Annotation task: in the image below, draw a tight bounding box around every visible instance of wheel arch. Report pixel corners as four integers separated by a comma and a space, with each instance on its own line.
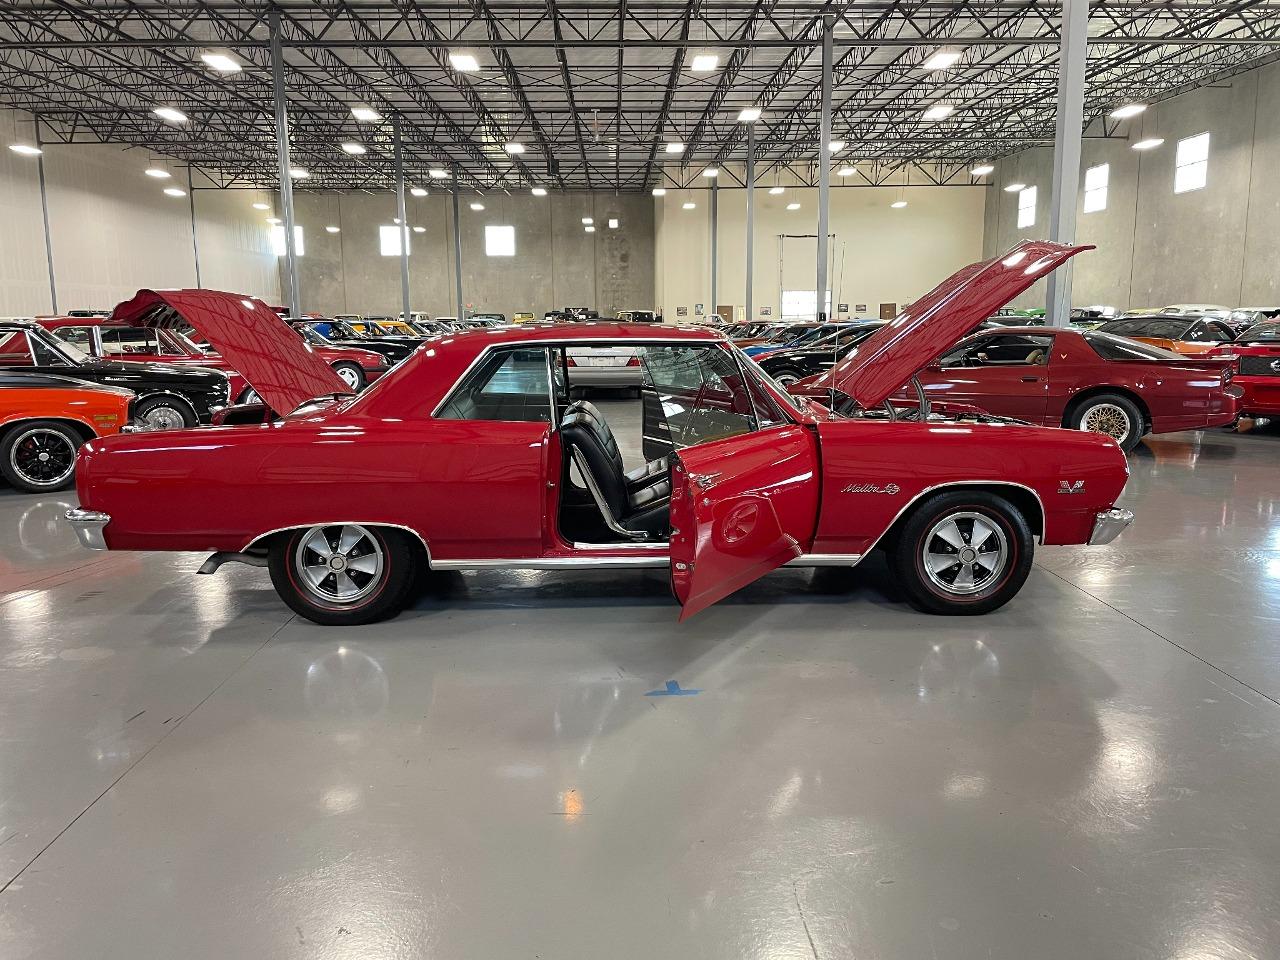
135, 389, 201, 424
242, 521, 431, 560
1063, 385, 1150, 432
878, 481, 1046, 551
0, 415, 98, 444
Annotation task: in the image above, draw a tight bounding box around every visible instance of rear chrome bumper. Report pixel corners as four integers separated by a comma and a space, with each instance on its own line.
65, 509, 111, 550
1089, 507, 1133, 545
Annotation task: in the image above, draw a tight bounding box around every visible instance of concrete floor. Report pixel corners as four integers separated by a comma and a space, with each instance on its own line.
2, 410, 1279, 959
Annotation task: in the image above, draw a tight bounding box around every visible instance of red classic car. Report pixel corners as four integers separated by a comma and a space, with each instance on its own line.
66, 241, 1134, 625
793, 324, 1239, 453
1215, 322, 1280, 418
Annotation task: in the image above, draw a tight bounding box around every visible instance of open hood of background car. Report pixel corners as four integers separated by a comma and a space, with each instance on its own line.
807, 240, 1092, 409
112, 289, 350, 414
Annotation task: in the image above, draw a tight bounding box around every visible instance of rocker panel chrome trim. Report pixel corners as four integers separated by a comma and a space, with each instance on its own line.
429, 553, 864, 571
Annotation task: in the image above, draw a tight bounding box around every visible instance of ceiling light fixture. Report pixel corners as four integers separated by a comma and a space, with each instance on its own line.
582, 217, 594, 225
921, 49, 962, 70
470, 202, 485, 211
682, 201, 696, 210
153, 106, 188, 124
449, 52, 480, 72
703, 167, 719, 178
410, 187, 428, 197
652, 187, 667, 196
8, 143, 42, 156
351, 105, 381, 122
340, 142, 366, 155
200, 51, 241, 73
144, 166, 171, 179
325, 225, 340, 233
608, 218, 619, 229
428, 168, 449, 179
1132, 137, 1165, 150
737, 107, 762, 123
923, 104, 955, 121
786, 202, 801, 210
828, 140, 846, 153
1004, 182, 1026, 192
412, 226, 426, 233
266, 217, 282, 224
664, 142, 685, 154
531, 186, 548, 196
585, 225, 596, 233
690, 54, 720, 72
163, 187, 187, 197
1110, 103, 1147, 119
837, 165, 855, 177
970, 164, 995, 176
252, 201, 270, 210
504, 142, 525, 154
891, 199, 908, 208
289, 167, 309, 179
768, 186, 785, 195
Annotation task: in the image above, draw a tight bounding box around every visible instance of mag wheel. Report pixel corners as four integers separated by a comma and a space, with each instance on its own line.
1070, 393, 1142, 453
268, 524, 417, 625
888, 491, 1033, 615
331, 362, 366, 391
1, 421, 82, 493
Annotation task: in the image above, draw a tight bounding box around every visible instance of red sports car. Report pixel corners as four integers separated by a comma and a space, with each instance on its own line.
66, 241, 1133, 625
1217, 322, 1280, 418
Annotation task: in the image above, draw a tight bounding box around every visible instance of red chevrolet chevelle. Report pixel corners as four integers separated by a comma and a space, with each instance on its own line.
67, 241, 1133, 625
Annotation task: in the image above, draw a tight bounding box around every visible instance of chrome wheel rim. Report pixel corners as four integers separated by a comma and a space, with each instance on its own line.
335, 366, 361, 390
774, 372, 800, 386
922, 511, 1009, 596
294, 524, 385, 604
1081, 402, 1130, 443
242, 388, 261, 404
9, 428, 76, 487
139, 404, 186, 431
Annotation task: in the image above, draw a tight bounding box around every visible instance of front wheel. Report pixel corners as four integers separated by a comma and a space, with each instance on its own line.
767, 366, 804, 387
331, 362, 366, 391
1, 420, 83, 493
886, 491, 1033, 615
1069, 393, 1143, 453
267, 524, 417, 625
134, 394, 197, 432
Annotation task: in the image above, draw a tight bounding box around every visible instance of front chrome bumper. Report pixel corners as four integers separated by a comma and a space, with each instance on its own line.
65, 509, 111, 550
1089, 507, 1134, 545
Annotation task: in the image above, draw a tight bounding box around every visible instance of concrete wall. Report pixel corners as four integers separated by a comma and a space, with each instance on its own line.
985, 60, 1280, 310
287, 190, 655, 319
657, 181, 987, 322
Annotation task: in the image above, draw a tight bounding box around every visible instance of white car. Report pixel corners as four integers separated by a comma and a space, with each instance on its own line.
565, 345, 642, 392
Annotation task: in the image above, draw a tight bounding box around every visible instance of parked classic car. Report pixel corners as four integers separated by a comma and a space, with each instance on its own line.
741, 322, 859, 358
1219, 321, 1280, 419
0, 319, 230, 429
1094, 314, 1236, 355
1, 370, 133, 492
292, 320, 416, 368
68, 241, 1133, 626
754, 322, 888, 385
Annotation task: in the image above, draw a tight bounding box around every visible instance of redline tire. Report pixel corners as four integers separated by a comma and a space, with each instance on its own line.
268, 524, 417, 625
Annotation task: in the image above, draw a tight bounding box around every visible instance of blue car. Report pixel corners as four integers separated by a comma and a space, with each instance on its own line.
741, 322, 862, 358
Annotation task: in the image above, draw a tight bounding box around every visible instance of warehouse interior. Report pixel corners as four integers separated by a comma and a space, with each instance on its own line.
2, 2, 1280, 958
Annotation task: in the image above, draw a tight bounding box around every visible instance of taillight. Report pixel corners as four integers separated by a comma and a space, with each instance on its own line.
626, 356, 641, 367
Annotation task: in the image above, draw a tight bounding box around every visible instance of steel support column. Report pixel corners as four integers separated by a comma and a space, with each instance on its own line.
745, 123, 755, 323
187, 164, 202, 287
393, 117, 411, 323
1046, 0, 1090, 326
451, 168, 464, 317
710, 178, 718, 321
270, 9, 301, 318
815, 14, 834, 323
34, 118, 57, 314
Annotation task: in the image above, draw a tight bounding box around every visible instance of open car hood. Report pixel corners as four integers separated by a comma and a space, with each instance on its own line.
807, 240, 1092, 409
111, 289, 350, 413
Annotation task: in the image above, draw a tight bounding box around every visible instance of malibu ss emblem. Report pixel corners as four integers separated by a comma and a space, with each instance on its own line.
841, 482, 900, 495
1058, 480, 1086, 495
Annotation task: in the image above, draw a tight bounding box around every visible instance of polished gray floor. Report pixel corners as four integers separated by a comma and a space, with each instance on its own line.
2, 412, 1279, 959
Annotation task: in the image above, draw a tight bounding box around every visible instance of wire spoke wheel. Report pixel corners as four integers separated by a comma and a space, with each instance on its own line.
9, 427, 77, 487
1081, 402, 1131, 443
293, 523, 385, 604
922, 511, 1009, 596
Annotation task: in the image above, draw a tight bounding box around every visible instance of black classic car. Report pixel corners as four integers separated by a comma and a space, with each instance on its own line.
752, 320, 888, 386
292, 320, 417, 366
0, 319, 230, 426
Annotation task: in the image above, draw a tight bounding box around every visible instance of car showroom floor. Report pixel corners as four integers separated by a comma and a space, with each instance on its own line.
1, 410, 1279, 959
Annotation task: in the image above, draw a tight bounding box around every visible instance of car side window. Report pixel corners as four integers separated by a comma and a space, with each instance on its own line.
638, 344, 761, 448
53, 326, 95, 354
1201, 322, 1231, 342
942, 334, 1053, 367
100, 328, 160, 355
436, 346, 553, 423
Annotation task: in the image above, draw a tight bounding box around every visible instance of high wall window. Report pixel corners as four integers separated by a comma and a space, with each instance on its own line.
485, 224, 516, 257
270, 224, 304, 257
379, 224, 409, 256
1083, 163, 1109, 213
780, 289, 831, 321
1175, 132, 1210, 194
1017, 185, 1037, 228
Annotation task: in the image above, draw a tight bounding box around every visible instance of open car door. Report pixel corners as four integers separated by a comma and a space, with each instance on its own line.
669, 423, 821, 620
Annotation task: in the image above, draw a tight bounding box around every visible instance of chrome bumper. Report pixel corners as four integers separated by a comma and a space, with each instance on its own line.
1089, 507, 1133, 545
65, 509, 111, 550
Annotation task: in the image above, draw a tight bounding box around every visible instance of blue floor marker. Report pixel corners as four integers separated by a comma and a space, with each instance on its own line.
645, 680, 701, 697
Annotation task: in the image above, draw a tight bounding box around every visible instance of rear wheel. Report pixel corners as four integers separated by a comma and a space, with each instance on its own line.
1069, 393, 1143, 453
1, 420, 83, 493
267, 524, 417, 625
887, 491, 1033, 615
331, 362, 365, 391
767, 365, 805, 387
134, 394, 196, 431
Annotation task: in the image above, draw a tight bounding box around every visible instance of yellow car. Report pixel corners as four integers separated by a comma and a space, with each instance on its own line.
513, 312, 536, 323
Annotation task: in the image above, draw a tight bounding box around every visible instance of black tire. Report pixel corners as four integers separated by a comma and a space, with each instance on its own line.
133, 394, 197, 432
887, 490, 1034, 616
267, 524, 417, 625
1068, 392, 1144, 453
331, 361, 366, 392
237, 387, 261, 405
0, 420, 83, 493
766, 365, 805, 387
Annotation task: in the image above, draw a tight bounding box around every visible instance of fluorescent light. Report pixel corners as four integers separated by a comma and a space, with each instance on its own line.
200, 51, 241, 73
970, 164, 995, 176
412, 226, 426, 233
393, 218, 402, 224
737, 107, 762, 123
582, 217, 594, 225
585, 225, 596, 233
682, 201, 696, 210
703, 167, 719, 178
504, 142, 525, 154
891, 200, 908, 208
325, 225, 340, 233
1132, 137, 1165, 150
1004, 182, 1026, 192
531, 186, 548, 196
266, 217, 282, 224
252, 202, 270, 210
8, 143, 41, 156
470, 202, 485, 211
428, 168, 449, 179
690, 54, 720, 72
1110, 103, 1146, 119
828, 140, 846, 153
837, 165, 855, 177
163, 187, 187, 197
340, 142, 366, 155
410, 187, 428, 197
923, 104, 955, 121
449, 52, 480, 72
153, 106, 188, 124
786, 202, 801, 210
769, 186, 785, 195
665, 142, 685, 154
921, 49, 962, 70
652, 187, 667, 196
144, 166, 171, 178
289, 167, 309, 179
608, 218, 619, 228
351, 105, 381, 122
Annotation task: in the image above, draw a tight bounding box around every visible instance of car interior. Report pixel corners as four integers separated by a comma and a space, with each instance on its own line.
940, 334, 1054, 367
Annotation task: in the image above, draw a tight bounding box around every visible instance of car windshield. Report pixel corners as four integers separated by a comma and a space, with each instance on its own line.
295, 324, 332, 345
806, 323, 883, 351
1098, 318, 1193, 339
1085, 331, 1185, 360
1235, 323, 1280, 344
